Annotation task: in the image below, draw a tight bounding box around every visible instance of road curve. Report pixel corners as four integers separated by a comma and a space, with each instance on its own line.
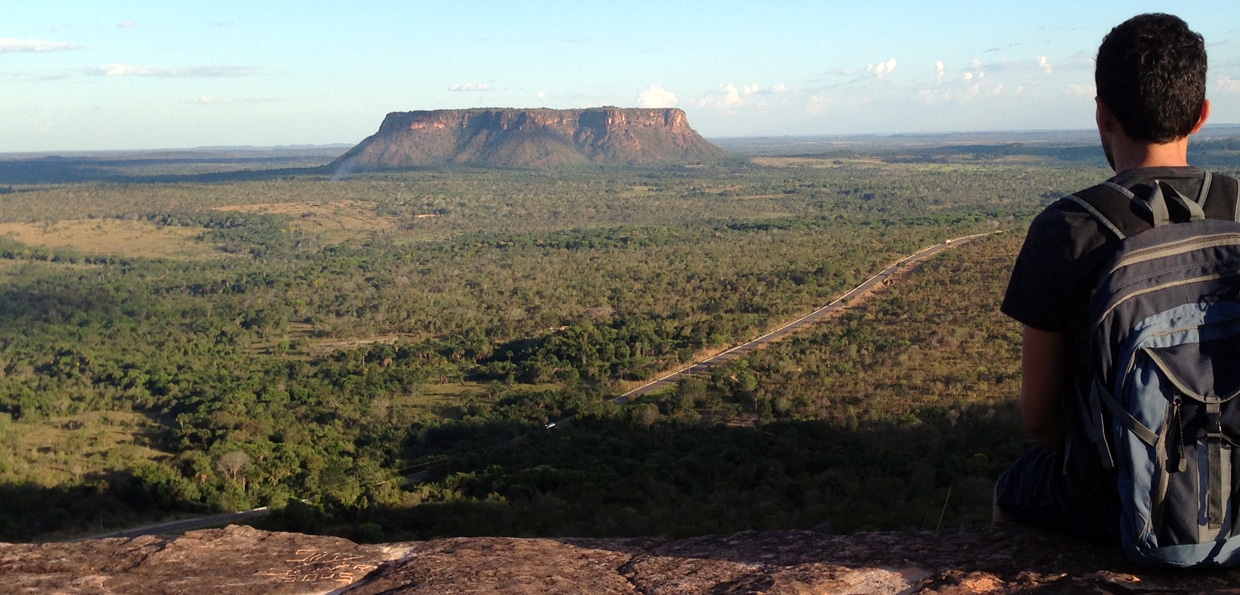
610, 231, 996, 404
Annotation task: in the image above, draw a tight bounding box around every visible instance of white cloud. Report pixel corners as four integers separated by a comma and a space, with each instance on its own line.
969, 59, 985, 79
867, 58, 898, 77
117, 21, 137, 28
0, 38, 82, 52
1216, 76, 1240, 94
636, 84, 678, 108
86, 64, 259, 77
962, 72, 974, 81
94, 64, 155, 76
1038, 56, 1052, 75
936, 60, 945, 84
770, 84, 793, 93
697, 83, 745, 110
742, 83, 759, 95
448, 82, 488, 92
917, 79, 1008, 103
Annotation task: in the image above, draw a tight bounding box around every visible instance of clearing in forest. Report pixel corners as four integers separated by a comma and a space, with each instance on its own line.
0, 219, 227, 260
212, 199, 402, 235
3, 411, 169, 487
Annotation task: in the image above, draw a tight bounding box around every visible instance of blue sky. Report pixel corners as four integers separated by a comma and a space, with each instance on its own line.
4, 1, 1240, 152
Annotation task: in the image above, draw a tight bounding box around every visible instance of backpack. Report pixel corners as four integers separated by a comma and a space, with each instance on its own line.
1067, 172, 1240, 567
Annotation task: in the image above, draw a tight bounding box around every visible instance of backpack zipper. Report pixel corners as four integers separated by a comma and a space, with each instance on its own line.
1172, 395, 1186, 473
1105, 233, 1240, 276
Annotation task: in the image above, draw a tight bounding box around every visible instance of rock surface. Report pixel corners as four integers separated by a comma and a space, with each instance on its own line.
4, 524, 1240, 594
331, 107, 726, 172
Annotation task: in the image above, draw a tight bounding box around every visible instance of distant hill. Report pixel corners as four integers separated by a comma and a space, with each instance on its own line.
330, 107, 726, 172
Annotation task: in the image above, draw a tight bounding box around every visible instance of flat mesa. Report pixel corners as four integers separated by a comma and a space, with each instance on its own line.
330, 107, 727, 171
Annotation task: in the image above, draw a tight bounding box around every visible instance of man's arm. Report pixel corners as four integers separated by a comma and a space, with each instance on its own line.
1018, 326, 1068, 449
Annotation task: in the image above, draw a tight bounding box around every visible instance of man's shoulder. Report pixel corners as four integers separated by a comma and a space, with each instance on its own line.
1025, 192, 1107, 243
1002, 184, 1121, 331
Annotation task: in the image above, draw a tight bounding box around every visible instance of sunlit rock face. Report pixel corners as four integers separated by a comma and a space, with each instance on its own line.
4, 524, 1239, 594
331, 107, 726, 172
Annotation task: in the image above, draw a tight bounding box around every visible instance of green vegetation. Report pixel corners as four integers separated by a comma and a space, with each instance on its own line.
1, 140, 1234, 543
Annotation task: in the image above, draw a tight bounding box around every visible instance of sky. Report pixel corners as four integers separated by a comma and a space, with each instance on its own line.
4, 1, 1240, 152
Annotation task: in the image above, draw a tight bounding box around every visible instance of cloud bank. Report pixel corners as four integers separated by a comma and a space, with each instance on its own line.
85, 64, 259, 77
0, 38, 82, 52
696, 83, 778, 110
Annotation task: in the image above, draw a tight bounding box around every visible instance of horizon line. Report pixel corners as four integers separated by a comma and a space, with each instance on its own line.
5, 124, 1240, 156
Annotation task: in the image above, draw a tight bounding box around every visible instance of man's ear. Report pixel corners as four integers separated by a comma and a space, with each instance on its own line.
1190, 99, 1212, 134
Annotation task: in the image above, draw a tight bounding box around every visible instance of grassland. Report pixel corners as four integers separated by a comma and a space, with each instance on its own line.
0, 219, 227, 260
1, 411, 167, 487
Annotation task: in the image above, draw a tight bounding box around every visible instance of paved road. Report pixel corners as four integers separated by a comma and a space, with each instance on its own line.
80, 507, 271, 540
610, 232, 995, 404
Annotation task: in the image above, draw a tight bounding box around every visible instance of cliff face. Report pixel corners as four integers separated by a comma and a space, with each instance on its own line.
6, 524, 1240, 594
332, 107, 726, 171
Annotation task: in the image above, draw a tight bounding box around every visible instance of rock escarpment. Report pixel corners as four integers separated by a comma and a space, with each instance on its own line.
331, 107, 726, 171
6, 524, 1240, 593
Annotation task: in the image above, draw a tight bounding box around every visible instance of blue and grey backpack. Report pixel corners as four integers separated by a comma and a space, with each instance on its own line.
1068, 172, 1240, 567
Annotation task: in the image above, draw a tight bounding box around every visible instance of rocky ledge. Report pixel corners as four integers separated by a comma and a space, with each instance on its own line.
5, 524, 1240, 594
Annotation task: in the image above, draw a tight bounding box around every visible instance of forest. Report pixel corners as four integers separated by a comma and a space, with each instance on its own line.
0, 138, 1231, 543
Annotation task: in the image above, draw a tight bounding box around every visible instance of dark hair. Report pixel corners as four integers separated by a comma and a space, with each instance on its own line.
1095, 13, 1207, 143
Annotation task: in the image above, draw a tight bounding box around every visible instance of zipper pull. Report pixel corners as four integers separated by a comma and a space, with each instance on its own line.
1172, 396, 1187, 473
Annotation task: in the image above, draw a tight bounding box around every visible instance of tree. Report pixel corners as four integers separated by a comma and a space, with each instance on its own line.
216, 450, 250, 488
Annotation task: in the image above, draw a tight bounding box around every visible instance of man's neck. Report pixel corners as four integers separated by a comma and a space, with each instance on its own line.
1111, 138, 1192, 173
1095, 99, 1209, 173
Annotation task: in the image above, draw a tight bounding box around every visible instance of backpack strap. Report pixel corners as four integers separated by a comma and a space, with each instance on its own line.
1221, 173, 1240, 222
1065, 172, 1238, 238
1063, 187, 1130, 240
1149, 180, 1206, 226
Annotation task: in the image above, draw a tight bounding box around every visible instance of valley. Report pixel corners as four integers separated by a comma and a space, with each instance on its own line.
0, 133, 1213, 542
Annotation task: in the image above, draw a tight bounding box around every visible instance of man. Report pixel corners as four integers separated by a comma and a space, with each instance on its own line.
995, 13, 1231, 543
